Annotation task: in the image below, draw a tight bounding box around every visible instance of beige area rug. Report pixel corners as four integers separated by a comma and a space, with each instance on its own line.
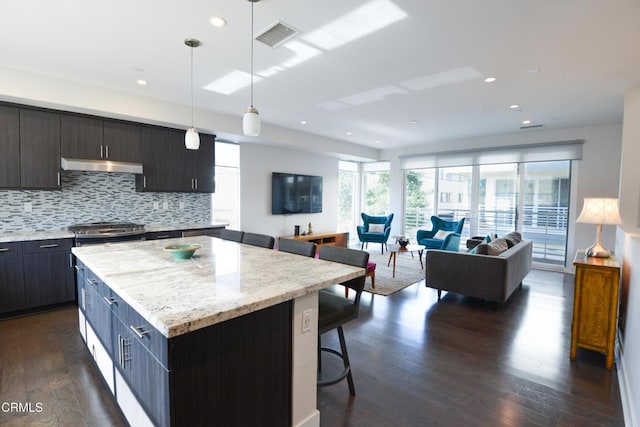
363, 249, 425, 296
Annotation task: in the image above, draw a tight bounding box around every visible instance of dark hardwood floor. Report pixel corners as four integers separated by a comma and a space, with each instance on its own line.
318, 269, 624, 426
0, 269, 624, 426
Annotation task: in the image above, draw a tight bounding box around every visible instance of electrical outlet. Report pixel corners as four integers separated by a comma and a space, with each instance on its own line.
302, 309, 312, 333
179, 202, 185, 210
24, 202, 32, 212
162, 201, 168, 210
153, 201, 159, 210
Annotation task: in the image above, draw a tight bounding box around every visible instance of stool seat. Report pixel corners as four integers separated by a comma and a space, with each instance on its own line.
367, 262, 376, 273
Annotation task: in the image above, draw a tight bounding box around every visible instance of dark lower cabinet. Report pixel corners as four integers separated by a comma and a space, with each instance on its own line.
0, 242, 26, 314
112, 313, 170, 427
22, 239, 74, 308
145, 230, 182, 240
78, 263, 293, 427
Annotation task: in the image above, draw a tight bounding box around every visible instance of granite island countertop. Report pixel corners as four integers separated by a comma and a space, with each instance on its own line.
72, 236, 363, 338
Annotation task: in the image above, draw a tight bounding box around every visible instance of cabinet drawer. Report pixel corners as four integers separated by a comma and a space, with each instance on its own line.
112, 297, 168, 368
0, 241, 22, 257
145, 231, 181, 240
22, 238, 73, 254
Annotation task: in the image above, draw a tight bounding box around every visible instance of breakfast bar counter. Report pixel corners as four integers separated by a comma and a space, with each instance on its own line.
72, 236, 363, 427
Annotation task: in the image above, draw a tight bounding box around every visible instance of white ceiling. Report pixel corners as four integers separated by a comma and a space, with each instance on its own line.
2, 0, 640, 150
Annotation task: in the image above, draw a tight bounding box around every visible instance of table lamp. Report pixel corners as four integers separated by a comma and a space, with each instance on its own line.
576, 197, 622, 257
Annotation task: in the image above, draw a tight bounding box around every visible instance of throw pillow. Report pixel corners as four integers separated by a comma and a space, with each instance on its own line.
475, 239, 509, 256
503, 231, 522, 244
433, 230, 451, 240
369, 224, 385, 233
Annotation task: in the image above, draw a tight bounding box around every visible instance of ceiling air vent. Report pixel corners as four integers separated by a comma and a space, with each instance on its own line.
520, 124, 543, 129
255, 20, 299, 48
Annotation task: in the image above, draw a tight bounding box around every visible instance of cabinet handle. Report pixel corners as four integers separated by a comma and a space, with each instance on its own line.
100, 145, 104, 159
69, 253, 73, 268
103, 296, 117, 306
86, 278, 97, 286
118, 334, 131, 369
81, 288, 86, 311
0, 248, 9, 252
75, 264, 84, 271
39, 243, 59, 248
155, 235, 170, 239
130, 325, 149, 339
194, 178, 198, 190
143, 176, 147, 188
105, 145, 109, 159
57, 172, 61, 186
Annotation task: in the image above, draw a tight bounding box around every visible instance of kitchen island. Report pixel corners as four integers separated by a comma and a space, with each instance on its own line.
72, 236, 363, 427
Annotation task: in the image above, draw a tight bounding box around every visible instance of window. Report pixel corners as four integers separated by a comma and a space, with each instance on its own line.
212, 143, 240, 229
362, 162, 390, 215
338, 161, 359, 237
404, 169, 435, 238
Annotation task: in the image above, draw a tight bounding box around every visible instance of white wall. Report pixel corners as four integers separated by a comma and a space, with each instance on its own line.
382, 123, 623, 271
616, 83, 640, 427
240, 144, 339, 240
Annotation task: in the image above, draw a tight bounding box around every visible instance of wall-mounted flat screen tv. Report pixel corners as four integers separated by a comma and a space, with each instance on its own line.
272, 172, 323, 215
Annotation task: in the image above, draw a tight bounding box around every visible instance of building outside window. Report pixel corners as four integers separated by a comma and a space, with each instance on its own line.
338, 161, 359, 238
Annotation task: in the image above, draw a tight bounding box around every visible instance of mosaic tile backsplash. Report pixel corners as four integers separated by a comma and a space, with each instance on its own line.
0, 171, 211, 232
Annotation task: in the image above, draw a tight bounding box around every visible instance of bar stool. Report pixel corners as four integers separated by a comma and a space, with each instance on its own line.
317, 246, 369, 395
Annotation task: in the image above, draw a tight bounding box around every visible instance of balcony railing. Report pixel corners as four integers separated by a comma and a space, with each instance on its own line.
404, 205, 568, 266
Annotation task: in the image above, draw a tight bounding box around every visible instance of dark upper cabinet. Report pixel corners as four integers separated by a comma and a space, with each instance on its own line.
103, 121, 141, 162
61, 115, 141, 163
0, 105, 21, 188
137, 127, 180, 192
61, 114, 104, 160
20, 108, 61, 189
191, 134, 216, 193
137, 127, 215, 193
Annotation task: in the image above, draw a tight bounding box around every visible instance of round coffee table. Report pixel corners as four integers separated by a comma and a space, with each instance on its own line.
387, 244, 425, 278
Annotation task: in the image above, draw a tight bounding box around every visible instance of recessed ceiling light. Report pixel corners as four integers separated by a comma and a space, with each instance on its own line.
410, 120, 418, 124
484, 77, 497, 83
509, 104, 520, 109
300, 120, 307, 125
375, 140, 382, 144
136, 79, 147, 86
525, 67, 540, 74
210, 16, 226, 27
522, 120, 531, 125
346, 132, 353, 136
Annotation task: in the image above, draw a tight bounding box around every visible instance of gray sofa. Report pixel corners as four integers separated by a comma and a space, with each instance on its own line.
425, 238, 532, 305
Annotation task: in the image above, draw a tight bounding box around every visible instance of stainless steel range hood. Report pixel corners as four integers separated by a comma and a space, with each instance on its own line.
61, 158, 143, 174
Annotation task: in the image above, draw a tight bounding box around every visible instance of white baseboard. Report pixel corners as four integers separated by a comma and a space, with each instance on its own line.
294, 410, 320, 427
617, 336, 637, 427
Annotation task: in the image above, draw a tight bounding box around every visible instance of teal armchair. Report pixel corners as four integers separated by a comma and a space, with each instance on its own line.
416, 216, 465, 251
356, 213, 394, 253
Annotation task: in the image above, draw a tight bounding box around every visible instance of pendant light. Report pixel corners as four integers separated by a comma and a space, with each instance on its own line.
243, 0, 261, 136
185, 38, 201, 150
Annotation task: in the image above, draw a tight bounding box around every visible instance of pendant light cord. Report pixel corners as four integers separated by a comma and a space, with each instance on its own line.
250, 0, 254, 108
190, 45, 194, 128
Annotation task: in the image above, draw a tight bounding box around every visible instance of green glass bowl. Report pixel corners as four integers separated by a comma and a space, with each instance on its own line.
164, 244, 201, 260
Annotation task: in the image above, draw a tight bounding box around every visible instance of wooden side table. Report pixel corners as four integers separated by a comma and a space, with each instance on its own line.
571, 251, 620, 370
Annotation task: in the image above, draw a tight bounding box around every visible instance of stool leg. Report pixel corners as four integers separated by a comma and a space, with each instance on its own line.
371, 270, 375, 289
317, 334, 322, 372
337, 326, 355, 395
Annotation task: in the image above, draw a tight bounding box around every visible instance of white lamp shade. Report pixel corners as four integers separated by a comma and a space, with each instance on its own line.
185, 128, 200, 150
576, 197, 622, 225
243, 106, 260, 136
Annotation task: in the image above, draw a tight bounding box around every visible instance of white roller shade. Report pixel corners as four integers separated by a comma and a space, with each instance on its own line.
400, 140, 583, 169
